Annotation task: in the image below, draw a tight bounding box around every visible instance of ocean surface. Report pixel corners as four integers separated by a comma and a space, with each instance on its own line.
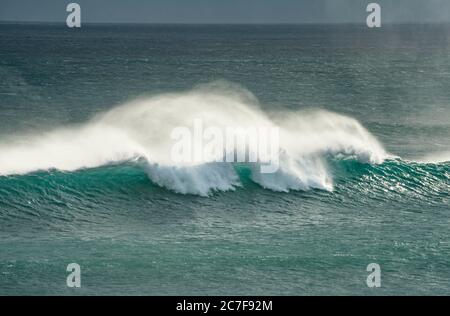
0, 23, 449, 295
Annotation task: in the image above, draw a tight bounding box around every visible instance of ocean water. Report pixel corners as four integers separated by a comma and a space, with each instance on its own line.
0, 23, 449, 295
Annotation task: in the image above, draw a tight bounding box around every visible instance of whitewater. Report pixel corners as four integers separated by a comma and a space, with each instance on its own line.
0, 84, 388, 196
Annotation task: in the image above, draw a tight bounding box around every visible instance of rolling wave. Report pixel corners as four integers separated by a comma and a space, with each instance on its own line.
1, 83, 447, 197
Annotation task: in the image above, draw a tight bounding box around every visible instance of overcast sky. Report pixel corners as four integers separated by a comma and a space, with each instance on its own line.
1, 0, 450, 24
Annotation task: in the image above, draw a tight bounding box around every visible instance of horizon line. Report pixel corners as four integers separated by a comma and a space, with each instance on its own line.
1, 20, 450, 26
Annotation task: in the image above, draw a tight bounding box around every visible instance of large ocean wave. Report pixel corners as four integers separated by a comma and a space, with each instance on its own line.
0, 83, 447, 197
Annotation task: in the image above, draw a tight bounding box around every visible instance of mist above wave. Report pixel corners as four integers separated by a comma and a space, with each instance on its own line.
0, 82, 388, 195
418, 151, 450, 163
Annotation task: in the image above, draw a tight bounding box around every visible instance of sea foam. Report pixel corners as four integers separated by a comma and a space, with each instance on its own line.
0, 83, 387, 195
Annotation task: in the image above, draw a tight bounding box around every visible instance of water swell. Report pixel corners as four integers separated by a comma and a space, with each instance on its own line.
0, 83, 418, 196
0, 158, 447, 202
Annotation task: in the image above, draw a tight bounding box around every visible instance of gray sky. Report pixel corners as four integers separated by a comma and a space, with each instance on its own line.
1, 0, 450, 24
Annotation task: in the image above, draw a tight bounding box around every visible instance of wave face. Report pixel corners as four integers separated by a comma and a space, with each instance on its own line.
0, 83, 389, 196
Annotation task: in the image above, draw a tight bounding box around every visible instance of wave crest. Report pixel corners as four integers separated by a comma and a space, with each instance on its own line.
0, 83, 388, 195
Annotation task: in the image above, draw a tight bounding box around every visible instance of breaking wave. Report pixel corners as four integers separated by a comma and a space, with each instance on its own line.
0, 83, 390, 196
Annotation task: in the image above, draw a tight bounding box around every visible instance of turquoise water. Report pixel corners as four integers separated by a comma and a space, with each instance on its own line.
0, 23, 449, 295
